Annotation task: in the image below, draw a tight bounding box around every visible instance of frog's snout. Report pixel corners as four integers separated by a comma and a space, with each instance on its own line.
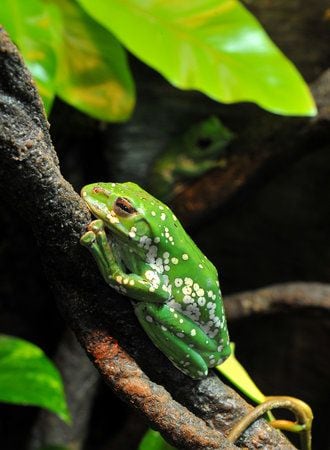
81, 183, 112, 198
81, 183, 115, 220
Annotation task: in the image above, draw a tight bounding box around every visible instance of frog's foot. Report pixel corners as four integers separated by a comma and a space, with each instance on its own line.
80, 219, 117, 279
227, 396, 313, 450
81, 222, 171, 303
80, 219, 106, 249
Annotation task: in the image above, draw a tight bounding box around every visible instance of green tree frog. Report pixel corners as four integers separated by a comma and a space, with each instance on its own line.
80, 182, 231, 379
149, 116, 233, 201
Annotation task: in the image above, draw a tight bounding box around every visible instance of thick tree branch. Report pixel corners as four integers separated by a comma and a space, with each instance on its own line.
0, 28, 294, 449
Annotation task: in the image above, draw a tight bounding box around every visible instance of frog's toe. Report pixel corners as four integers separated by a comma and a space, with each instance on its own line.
88, 219, 105, 233
80, 230, 96, 247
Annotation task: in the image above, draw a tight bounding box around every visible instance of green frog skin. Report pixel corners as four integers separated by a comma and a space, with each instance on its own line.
149, 116, 233, 201
80, 182, 230, 379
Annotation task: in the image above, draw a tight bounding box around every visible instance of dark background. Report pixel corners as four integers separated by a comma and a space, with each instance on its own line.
0, 0, 329, 449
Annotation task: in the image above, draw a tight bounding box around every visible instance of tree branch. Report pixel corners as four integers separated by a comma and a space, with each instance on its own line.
224, 282, 330, 320
0, 28, 294, 449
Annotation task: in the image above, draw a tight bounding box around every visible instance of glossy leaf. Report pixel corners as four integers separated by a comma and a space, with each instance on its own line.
216, 343, 265, 404
50, 0, 135, 121
77, 0, 316, 116
0, 335, 70, 423
139, 429, 176, 450
0, 0, 58, 112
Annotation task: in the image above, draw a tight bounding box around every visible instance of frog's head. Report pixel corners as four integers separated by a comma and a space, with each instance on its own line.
81, 182, 162, 246
184, 116, 233, 160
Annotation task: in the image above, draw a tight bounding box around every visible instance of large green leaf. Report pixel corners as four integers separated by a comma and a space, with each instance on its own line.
216, 342, 265, 404
0, 0, 58, 112
0, 335, 70, 423
77, 0, 316, 116
50, 0, 135, 121
139, 429, 176, 450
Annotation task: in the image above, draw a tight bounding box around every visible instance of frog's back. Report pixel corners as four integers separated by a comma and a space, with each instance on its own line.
120, 182, 229, 347
147, 209, 226, 344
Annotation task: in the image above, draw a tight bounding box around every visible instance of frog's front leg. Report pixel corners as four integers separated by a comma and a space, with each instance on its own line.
80, 220, 169, 303
134, 303, 224, 379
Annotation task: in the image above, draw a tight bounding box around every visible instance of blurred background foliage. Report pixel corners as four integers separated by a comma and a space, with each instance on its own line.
0, 335, 70, 423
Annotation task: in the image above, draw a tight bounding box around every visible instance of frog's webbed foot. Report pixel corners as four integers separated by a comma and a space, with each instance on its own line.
80, 219, 117, 281
80, 221, 170, 303
228, 396, 313, 450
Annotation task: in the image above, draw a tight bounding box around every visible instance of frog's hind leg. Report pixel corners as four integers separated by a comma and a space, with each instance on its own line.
134, 303, 209, 379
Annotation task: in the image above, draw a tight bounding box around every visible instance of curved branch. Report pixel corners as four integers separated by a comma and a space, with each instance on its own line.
0, 28, 294, 449
224, 282, 330, 320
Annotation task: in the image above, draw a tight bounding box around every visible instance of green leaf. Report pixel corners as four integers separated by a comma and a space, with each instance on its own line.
0, 335, 70, 423
0, 0, 59, 112
77, 0, 316, 116
50, 0, 135, 122
216, 343, 265, 404
139, 429, 177, 450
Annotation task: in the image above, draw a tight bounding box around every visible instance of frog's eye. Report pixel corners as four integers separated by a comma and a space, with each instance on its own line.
114, 197, 137, 216
197, 137, 213, 149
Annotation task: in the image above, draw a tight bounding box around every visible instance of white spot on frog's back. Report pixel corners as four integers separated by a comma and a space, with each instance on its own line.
160, 213, 166, 221
182, 286, 192, 295
197, 297, 206, 306
182, 253, 189, 260
184, 277, 193, 286
193, 283, 199, 291
174, 278, 183, 287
